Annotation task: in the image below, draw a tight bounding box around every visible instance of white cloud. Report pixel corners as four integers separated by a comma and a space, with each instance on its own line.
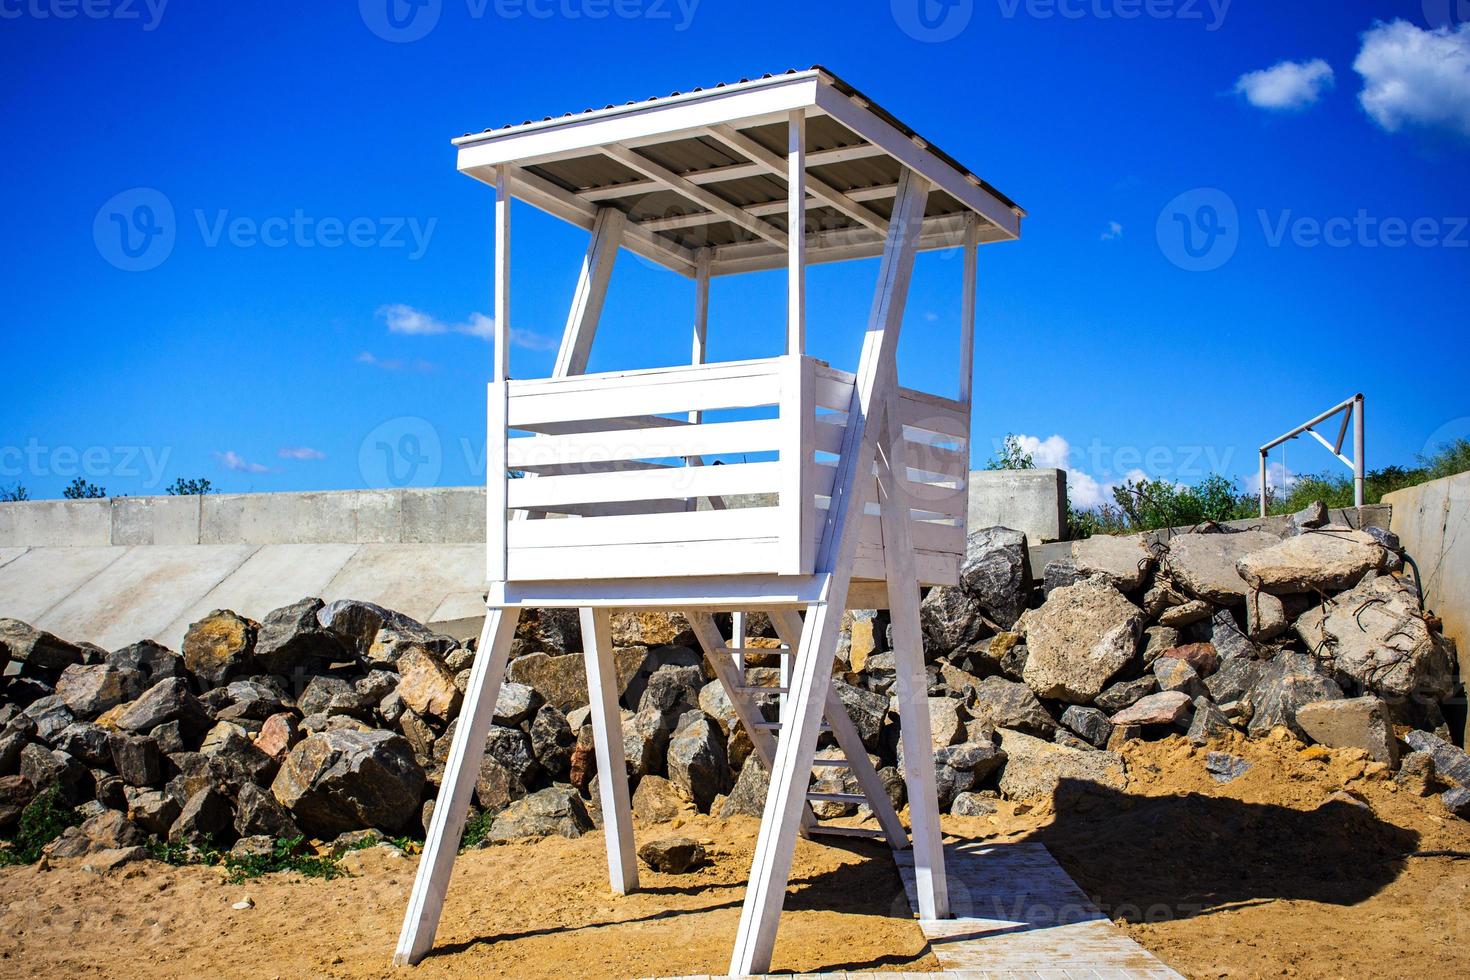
355, 351, 436, 373
377, 304, 557, 351
1100, 221, 1123, 242
1234, 58, 1336, 111
1010, 434, 1118, 509
215, 451, 270, 474
1243, 460, 1297, 495
278, 446, 325, 460
1355, 20, 1470, 138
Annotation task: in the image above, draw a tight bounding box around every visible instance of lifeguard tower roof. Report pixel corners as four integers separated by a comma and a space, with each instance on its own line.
452, 67, 1024, 277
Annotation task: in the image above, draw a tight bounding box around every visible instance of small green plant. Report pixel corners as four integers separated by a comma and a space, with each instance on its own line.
0, 483, 29, 502
0, 786, 81, 865
222, 835, 345, 883
460, 811, 493, 851
144, 833, 222, 867
985, 434, 1035, 471
63, 477, 107, 499
165, 477, 214, 496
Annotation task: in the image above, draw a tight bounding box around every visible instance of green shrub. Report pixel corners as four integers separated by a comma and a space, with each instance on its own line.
62, 477, 106, 499
165, 477, 214, 496
0, 786, 81, 865
221, 835, 345, 883
984, 434, 1034, 471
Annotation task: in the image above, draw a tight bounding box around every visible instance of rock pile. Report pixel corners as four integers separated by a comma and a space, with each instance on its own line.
0, 504, 1464, 866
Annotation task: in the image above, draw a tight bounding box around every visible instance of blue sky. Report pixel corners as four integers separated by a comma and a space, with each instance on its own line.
2, 0, 1467, 506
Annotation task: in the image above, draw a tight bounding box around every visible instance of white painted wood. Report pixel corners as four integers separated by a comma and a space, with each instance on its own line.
603, 144, 788, 249
877, 393, 949, 922
508, 372, 781, 428
508, 537, 786, 582
507, 459, 780, 510
786, 111, 807, 358
394, 607, 519, 966
959, 214, 979, 404
509, 354, 779, 392
508, 506, 783, 549
579, 607, 638, 894
507, 417, 781, 469
780, 355, 814, 575
487, 384, 509, 582
495, 574, 828, 609
554, 207, 626, 378
576, 143, 888, 203
493, 167, 512, 384
728, 168, 932, 978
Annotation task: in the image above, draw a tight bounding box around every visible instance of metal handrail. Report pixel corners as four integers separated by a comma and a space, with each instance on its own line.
1259, 394, 1365, 516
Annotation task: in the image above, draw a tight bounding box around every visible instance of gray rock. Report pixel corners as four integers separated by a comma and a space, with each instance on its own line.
1023, 581, 1142, 703
106, 640, 186, 684
1060, 706, 1112, 748
107, 732, 161, 788
507, 647, 648, 713
958, 526, 1030, 628
1153, 657, 1205, 698
996, 729, 1126, 800
1042, 559, 1087, 597
1157, 600, 1213, 628
638, 836, 705, 873
0, 618, 84, 671
719, 755, 770, 818
1094, 675, 1158, 713
831, 680, 888, 751
169, 787, 236, 844
667, 717, 731, 810
1442, 787, 1470, 820
493, 682, 542, 726
200, 724, 279, 797
1141, 625, 1181, 665
234, 781, 300, 838
1070, 535, 1153, 591
54, 664, 145, 718
638, 664, 705, 721
81, 808, 146, 850
474, 754, 527, 814
933, 739, 1007, 810
487, 786, 593, 841
1245, 653, 1345, 738
965, 675, 1056, 737
1403, 730, 1470, 789
1245, 589, 1288, 641
19, 744, 92, 804
24, 696, 76, 745
1236, 529, 1385, 594
123, 787, 180, 836
529, 704, 575, 778
298, 676, 374, 720
253, 598, 350, 675
115, 678, 212, 737
1207, 609, 1260, 661
1187, 697, 1234, 745
1164, 530, 1282, 605
622, 708, 669, 781
919, 586, 987, 656
55, 722, 112, 767
951, 792, 998, 817
353, 670, 398, 705
1205, 752, 1250, 783
514, 608, 584, 655
1294, 575, 1456, 703
1, 774, 38, 829
1110, 691, 1193, 727
270, 729, 425, 836
316, 599, 425, 657
928, 696, 967, 749
1205, 657, 1263, 705
1295, 696, 1397, 764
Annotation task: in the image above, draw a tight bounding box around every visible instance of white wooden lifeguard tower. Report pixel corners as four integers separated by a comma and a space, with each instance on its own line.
394, 67, 1024, 976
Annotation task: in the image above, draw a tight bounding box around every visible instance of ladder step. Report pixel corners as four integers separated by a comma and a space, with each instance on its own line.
809, 757, 851, 768
807, 791, 865, 804
754, 721, 831, 732
734, 685, 789, 694
713, 646, 793, 656
808, 824, 885, 840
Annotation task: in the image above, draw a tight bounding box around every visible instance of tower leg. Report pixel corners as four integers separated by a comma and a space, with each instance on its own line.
580, 607, 638, 894
394, 607, 520, 966
728, 583, 845, 977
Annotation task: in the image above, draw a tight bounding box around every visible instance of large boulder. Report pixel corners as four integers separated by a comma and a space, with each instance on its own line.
396, 649, 463, 721
638, 665, 705, 722
610, 612, 697, 649
1404, 730, 1470, 789
297, 676, 374, 720
1070, 536, 1153, 591
513, 608, 582, 655
111, 678, 211, 737
996, 729, 1126, 800
1296, 696, 1397, 764
253, 598, 350, 675
1022, 581, 1142, 703
638, 837, 705, 874
270, 729, 425, 836
919, 587, 987, 657
106, 640, 186, 684
316, 599, 424, 657
958, 526, 1031, 628
169, 787, 235, 844
964, 675, 1056, 736
19, 744, 92, 804
54, 664, 145, 719
1245, 653, 1345, 738
631, 774, 691, 823
932, 739, 1007, 810
719, 755, 770, 819
1236, 529, 1385, 594
0, 619, 84, 672
234, 781, 300, 838
1294, 575, 1456, 703
831, 680, 888, 751
1164, 530, 1282, 604
110, 733, 162, 788
487, 785, 593, 841
181, 610, 257, 688
507, 648, 648, 713
666, 717, 731, 809
529, 705, 575, 777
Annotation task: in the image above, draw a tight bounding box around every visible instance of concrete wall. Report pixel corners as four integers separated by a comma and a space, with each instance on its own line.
1385, 473, 1470, 738
967, 468, 1067, 545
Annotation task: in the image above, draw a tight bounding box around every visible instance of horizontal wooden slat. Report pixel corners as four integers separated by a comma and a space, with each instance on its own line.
509, 506, 783, 550
896, 390, 968, 440
508, 537, 785, 580
508, 460, 781, 510
513, 414, 689, 436
509, 355, 781, 393
813, 514, 964, 557
508, 418, 782, 469
509, 372, 781, 427
813, 418, 846, 455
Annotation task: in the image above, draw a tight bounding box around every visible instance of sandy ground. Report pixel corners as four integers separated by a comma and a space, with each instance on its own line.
3, 732, 1468, 978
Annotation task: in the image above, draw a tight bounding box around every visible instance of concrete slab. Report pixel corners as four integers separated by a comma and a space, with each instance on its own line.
0, 547, 28, 570
969, 469, 1067, 545
896, 841, 1182, 977
401, 486, 485, 543
0, 499, 112, 547
322, 543, 485, 625
199, 490, 402, 545
34, 544, 257, 651
157, 543, 363, 649
0, 546, 128, 623
111, 494, 201, 545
